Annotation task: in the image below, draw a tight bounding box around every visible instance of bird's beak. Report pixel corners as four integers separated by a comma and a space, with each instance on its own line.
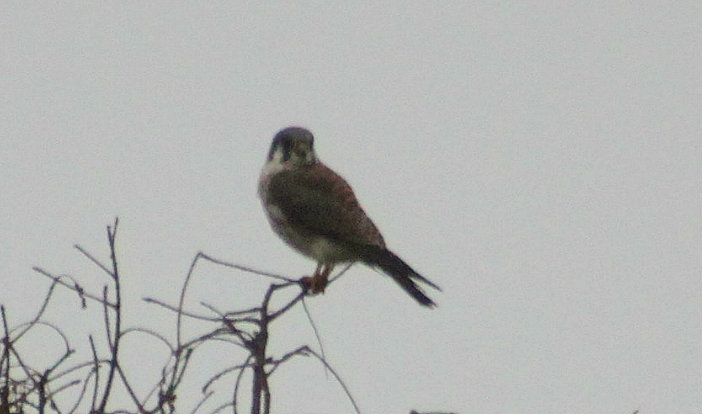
293, 140, 310, 156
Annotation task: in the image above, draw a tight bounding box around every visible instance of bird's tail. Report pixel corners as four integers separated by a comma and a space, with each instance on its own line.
358, 245, 441, 308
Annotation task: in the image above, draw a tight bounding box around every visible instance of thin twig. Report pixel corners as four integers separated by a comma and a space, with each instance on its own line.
88, 335, 100, 413
17, 217, 363, 413
144, 297, 222, 323
1, 306, 11, 410
115, 363, 146, 412
67, 368, 96, 414
189, 390, 214, 414
98, 218, 124, 413
301, 298, 328, 378
31, 268, 116, 308
197, 253, 296, 283
74, 244, 114, 278
11, 278, 59, 343
231, 355, 252, 414
202, 360, 253, 395
303, 347, 361, 414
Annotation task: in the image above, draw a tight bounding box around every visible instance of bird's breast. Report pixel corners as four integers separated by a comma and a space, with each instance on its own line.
262, 202, 354, 263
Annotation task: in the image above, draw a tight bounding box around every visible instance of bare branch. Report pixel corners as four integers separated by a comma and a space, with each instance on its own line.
302, 347, 361, 414
31, 267, 116, 309
8, 219, 369, 414
74, 244, 114, 279
189, 390, 214, 414
11, 277, 59, 343
88, 335, 100, 413
197, 253, 297, 283
1, 305, 11, 411
144, 297, 222, 323
97, 218, 125, 413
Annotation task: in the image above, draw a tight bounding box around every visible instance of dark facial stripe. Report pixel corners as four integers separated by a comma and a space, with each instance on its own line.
268, 135, 292, 161
281, 138, 292, 161
268, 127, 314, 162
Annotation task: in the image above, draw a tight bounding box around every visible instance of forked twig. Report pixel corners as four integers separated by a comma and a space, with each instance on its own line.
6, 218, 363, 413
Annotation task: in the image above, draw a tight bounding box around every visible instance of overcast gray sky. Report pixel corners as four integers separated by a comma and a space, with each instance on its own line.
1, 2, 700, 413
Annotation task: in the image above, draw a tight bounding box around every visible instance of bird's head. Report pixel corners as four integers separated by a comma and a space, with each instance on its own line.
266, 126, 318, 168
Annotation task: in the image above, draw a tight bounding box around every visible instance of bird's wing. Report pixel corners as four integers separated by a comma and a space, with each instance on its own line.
267, 163, 385, 248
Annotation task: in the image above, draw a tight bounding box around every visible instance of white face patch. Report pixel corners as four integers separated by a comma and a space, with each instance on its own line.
260, 146, 287, 177
260, 141, 319, 181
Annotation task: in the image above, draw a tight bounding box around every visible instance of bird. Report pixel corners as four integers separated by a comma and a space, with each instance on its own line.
258, 126, 440, 307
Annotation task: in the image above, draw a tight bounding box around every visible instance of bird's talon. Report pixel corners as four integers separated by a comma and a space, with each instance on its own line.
299, 275, 327, 295
300, 276, 313, 293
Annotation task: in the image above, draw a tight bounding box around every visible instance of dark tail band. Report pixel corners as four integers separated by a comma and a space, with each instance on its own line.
358, 245, 440, 308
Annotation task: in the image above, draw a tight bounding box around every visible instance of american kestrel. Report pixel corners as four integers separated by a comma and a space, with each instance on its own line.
258, 127, 440, 307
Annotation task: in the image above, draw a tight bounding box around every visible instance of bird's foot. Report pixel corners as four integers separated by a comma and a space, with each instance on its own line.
300, 274, 328, 295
